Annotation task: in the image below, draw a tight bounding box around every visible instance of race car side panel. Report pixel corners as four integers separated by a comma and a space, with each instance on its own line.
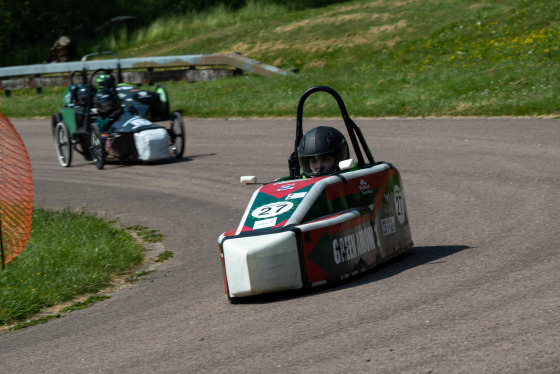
105, 132, 138, 160
219, 163, 413, 299
60, 107, 79, 136
297, 208, 378, 285
297, 166, 412, 285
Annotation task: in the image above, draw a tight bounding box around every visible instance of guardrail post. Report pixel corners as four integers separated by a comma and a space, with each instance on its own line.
147, 67, 154, 85
35, 74, 42, 95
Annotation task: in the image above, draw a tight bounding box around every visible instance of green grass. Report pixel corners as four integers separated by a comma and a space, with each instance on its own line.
0, 208, 144, 327
1, 0, 559, 118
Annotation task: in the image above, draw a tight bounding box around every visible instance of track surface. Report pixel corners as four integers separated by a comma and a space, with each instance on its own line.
1, 117, 559, 373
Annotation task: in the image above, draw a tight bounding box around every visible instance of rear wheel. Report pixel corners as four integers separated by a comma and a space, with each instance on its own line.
168, 112, 185, 159
89, 124, 105, 169
155, 84, 170, 120
54, 121, 72, 167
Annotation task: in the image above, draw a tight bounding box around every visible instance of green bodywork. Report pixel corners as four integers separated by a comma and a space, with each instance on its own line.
60, 107, 78, 137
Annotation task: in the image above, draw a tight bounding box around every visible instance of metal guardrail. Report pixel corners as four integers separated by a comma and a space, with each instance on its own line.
0, 53, 291, 95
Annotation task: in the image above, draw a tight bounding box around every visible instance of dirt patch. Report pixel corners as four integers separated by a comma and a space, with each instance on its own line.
274, 13, 391, 34
227, 18, 408, 58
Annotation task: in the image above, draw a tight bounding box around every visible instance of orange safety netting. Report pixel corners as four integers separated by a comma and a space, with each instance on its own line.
0, 110, 34, 267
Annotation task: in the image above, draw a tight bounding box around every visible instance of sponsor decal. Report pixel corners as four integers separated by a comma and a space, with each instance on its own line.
104, 136, 111, 152
383, 193, 390, 203
359, 179, 373, 195
332, 226, 376, 264
381, 216, 396, 236
124, 117, 152, 129
394, 185, 405, 224
277, 184, 295, 191
359, 179, 371, 190
251, 201, 294, 219
253, 217, 277, 229
116, 85, 135, 91
286, 192, 307, 200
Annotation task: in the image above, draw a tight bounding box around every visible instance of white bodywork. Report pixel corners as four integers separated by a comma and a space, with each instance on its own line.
221, 231, 302, 297
134, 128, 170, 161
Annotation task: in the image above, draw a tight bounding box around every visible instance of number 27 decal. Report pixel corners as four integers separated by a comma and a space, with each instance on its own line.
251, 202, 294, 219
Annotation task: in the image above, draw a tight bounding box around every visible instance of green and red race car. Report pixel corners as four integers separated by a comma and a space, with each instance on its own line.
218, 86, 413, 301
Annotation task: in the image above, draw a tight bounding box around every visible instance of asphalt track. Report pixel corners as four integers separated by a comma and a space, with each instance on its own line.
1, 117, 559, 373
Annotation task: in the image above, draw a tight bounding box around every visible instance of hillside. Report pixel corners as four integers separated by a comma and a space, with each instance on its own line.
1, 0, 559, 118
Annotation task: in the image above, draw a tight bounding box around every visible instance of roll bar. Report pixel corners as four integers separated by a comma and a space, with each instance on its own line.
289, 86, 374, 178
79, 50, 123, 85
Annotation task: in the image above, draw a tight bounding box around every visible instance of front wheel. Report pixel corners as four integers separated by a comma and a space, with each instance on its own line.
89, 124, 105, 169
168, 112, 185, 159
54, 121, 72, 167
52, 113, 61, 137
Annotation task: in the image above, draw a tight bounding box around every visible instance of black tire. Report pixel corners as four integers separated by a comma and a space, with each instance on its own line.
89, 124, 105, 169
52, 113, 61, 137
168, 112, 185, 159
155, 84, 170, 120
77, 138, 93, 161
54, 121, 72, 167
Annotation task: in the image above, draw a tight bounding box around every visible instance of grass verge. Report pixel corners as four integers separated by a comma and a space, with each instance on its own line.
0, 208, 157, 329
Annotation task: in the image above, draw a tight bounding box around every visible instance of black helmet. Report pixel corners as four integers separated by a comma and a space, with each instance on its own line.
96, 73, 115, 89
297, 126, 349, 177
94, 88, 119, 116
76, 84, 96, 105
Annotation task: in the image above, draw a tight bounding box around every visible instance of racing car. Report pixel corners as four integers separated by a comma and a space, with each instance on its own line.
51, 66, 185, 169
218, 86, 413, 301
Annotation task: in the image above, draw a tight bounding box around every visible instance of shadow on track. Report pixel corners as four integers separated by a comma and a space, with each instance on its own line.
73, 153, 217, 169
229, 245, 470, 305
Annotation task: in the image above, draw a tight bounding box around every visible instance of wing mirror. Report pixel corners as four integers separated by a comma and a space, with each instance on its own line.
339, 158, 355, 171
240, 176, 257, 184
241, 159, 353, 185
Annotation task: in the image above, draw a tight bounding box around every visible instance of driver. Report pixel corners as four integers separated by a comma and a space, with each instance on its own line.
93, 88, 122, 131
297, 126, 349, 177
96, 73, 116, 89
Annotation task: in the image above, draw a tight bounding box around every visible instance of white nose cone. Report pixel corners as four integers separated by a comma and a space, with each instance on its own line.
223, 231, 302, 297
